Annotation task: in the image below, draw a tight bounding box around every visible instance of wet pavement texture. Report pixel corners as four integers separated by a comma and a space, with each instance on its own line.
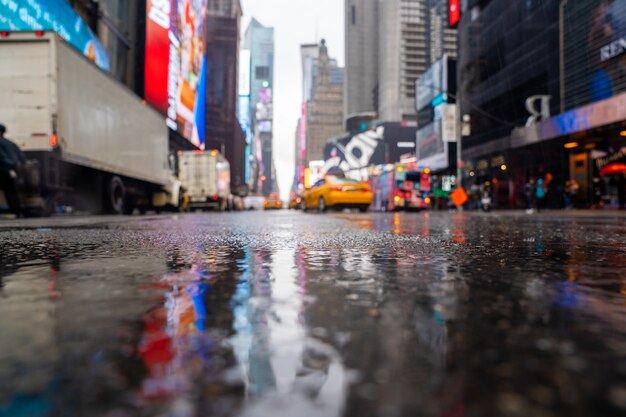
1, 211, 626, 417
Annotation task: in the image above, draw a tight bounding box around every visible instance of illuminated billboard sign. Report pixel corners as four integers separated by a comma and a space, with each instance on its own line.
239, 49, 251, 96
145, 0, 207, 147
563, 0, 626, 110
0, 0, 110, 71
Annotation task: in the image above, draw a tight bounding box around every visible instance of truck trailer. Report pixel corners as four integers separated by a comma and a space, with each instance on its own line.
177, 150, 231, 211
0, 31, 180, 215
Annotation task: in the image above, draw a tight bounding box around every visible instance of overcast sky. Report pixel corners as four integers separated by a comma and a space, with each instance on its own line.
239, 0, 344, 199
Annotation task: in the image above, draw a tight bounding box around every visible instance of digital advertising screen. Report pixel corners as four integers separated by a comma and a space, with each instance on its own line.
0, 0, 110, 71
145, 0, 207, 147
563, 0, 626, 110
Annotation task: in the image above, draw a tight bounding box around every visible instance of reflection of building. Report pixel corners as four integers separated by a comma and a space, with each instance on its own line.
305, 40, 345, 164
204, 0, 246, 194
458, 0, 626, 208
243, 18, 275, 196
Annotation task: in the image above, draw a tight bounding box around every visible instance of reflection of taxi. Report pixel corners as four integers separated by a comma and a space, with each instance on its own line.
264, 193, 283, 210
303, 176, 372, 212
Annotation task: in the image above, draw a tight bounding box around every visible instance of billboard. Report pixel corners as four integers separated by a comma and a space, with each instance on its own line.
239, 49, 251, 96
0, 0, 109, 71
324, 124, 417, 175
563, 0, 626, 110
145, 0, 207, 146
415, 57, 448, 112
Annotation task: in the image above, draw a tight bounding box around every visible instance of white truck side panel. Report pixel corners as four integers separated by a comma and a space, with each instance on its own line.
179, 152, 218, 201
55, 37, 169, 186
0, 40, 52, 150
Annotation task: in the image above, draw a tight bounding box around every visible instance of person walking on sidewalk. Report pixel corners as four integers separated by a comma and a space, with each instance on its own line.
524, 178, 535, 213
0, 124, 26, 216
618, 173, 626, 210
535, 178, 546, 212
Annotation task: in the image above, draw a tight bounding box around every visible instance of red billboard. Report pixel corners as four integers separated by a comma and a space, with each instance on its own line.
145, 0, 207, 147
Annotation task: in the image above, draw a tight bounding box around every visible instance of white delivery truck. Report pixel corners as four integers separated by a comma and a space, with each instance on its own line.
0, 31, 181, 215
177, 150, 231, 211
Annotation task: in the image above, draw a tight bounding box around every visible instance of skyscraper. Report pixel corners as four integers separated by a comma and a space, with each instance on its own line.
378, 0, 428, 122
205, 0, 245, 193
344, 0, 457, 123
305, 40, 345, 164
243, 18, 275, 195
344, 0, 379, 119
426, 0, 457, 63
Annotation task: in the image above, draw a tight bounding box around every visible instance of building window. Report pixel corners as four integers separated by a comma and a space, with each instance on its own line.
351, 5, 356, 25
255, 66, 270, 80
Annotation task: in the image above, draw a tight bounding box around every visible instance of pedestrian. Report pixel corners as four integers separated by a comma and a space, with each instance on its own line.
618, 173, 626, 210
524, 178, 535, 213
564, 179, 579, 209
535, 178, 546, 212
592, 177, 604, 208
0, 124, 26, 216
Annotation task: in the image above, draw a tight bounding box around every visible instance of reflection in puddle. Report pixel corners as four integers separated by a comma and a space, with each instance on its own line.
2, 213, 626, 417
232, 247, 348, 417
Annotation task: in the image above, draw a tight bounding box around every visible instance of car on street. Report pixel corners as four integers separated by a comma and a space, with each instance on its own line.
264, 193, 283, 210
243, 196, 265, 210
288, 194, 303, 209
302, 176, 372, 212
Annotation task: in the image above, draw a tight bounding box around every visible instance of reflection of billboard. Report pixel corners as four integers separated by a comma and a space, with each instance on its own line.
564, 0, 626, 110
145, 0, 207, 146
0, 0, 109, 71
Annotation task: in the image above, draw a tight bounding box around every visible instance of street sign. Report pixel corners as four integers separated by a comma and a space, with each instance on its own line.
450, 187, 468, 207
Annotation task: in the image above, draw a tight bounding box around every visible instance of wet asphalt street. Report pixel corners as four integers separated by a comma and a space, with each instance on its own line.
1, 210, 626, 417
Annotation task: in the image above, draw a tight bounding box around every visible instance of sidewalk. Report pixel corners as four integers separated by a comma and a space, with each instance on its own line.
461, 208, 626, 219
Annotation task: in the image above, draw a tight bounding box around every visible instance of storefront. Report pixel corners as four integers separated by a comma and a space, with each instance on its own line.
459, 0, 626, 210
510, 92, 626, 208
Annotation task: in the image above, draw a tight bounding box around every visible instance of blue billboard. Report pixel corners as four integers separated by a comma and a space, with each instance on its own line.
0, 0, 110, 71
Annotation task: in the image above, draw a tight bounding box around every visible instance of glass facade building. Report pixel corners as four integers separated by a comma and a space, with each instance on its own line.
459, 0, 626, 209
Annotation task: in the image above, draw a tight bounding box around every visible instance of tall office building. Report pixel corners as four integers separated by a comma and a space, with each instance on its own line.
204, 0, 245, 193
378, 0, 428, 122
305, 40, 345, 164
344, 0, 457, 123
344, 0, 379, 119
426, 0, 457, 63
243, 18, 275, 195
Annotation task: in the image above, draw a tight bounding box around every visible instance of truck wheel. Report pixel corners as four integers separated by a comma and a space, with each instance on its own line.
123, 197, 135, 215
106, 176, 125, 215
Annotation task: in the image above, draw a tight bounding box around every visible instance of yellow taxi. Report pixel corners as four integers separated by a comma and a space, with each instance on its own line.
303, 175, 372, 212
288, 194, 303, 209
263, 193, 283, 210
